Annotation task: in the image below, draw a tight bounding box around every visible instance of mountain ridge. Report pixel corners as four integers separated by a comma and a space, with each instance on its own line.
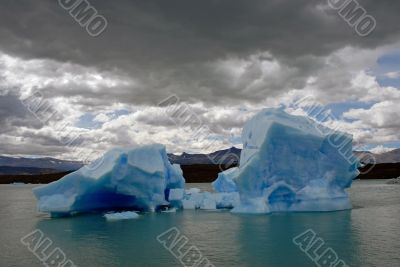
1, 147, 399, 176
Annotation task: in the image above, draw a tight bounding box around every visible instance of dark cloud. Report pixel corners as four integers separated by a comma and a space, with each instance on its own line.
0, 92, 47, 133
0, 0, 399, 105
1, 0, 400, 157
1, 0, 399, 64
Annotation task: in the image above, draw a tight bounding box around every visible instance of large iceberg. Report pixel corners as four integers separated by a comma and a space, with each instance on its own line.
33, 144, 185, 216
230, 108, 359, 213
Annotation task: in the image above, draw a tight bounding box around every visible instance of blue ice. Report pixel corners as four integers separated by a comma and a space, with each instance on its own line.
33, 144, 185, 216
33, 109, 359, 216
230, 108, 359, 213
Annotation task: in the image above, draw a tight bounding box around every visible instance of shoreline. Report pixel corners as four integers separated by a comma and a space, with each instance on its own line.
1, 162, 399, 184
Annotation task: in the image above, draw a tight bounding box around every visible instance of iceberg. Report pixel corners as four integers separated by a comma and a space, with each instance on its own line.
231, 108, 359, 213
212, 167, 238, 193
185, 188, 201, 194
33, 108, 359, 216
104, 211, 139, 221
182, 190, 204, 210
33, 144, 185, 216
199, 192, 217, 210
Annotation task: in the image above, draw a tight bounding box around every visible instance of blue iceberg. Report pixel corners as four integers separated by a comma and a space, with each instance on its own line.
33, 144, 185, 216
231, 108, 359, 213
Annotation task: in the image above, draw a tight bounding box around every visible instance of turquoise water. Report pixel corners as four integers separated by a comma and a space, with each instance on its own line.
0, 180, 399, 267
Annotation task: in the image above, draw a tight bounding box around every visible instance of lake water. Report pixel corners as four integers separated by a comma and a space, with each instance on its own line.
0, 180, 399, 267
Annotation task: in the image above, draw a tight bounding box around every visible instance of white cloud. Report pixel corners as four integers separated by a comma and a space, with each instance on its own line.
93, 113, 110, 123
369, 145, 396, 154
2, 42, 400, 160
384, 71, 400, 79
0, 51, 134, 99
344, 101, 400, 129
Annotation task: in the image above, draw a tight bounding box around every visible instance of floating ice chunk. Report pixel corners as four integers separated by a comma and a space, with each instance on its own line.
104, 211, 139, 221
214, 192, 240, 209
181, 190, 219, 210
182, 191, 203, 209
33, 144, 185, 216
386, 177, 400, 184
232, 108, 359, 214
231, 197, 269, 214
185, 188, 201, 194
181, 191, 226, 210
212, 167, 238, 193
199, 192, 216, 210
182, 199, 197, 210
161, 207, 177, 213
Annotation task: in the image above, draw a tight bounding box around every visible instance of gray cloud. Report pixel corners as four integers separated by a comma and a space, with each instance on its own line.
1, 0, 400, 157
0, 0, 399, 105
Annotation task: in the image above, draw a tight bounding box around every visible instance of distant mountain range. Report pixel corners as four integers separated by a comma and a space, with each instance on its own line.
168, 147, 400, 165
353, 148, 400, 164
167, 147, 241, 165
0, 156, 83, 175
0, 147, 399, 176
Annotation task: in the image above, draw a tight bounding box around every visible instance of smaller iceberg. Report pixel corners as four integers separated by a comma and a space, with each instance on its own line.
33, 144, 185, 216
386, 177, 400, 185
104, 211, 139, 221
185, 188, 201, 194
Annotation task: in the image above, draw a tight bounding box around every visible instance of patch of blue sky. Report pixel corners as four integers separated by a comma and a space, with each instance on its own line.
380, 141, 400, 149
109, 109, 130, 119
75, 113, 99, 129
372, 50, 400, 88
227, 135, 242, 147
325, 101, 375, 121
377, 50, 400, 66
361, 141, 400, 151
75, 109, 130, 129
376, 76, 400, 88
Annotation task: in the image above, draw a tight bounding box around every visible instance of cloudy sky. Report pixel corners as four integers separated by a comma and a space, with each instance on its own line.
0, 0, 399, 161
